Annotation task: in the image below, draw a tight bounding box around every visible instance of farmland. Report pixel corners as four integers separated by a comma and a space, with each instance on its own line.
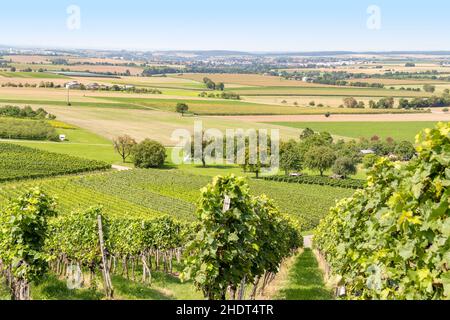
269, 121, 438, 142
0, 143, 110, 182
0, 169, 353, 230
0, 71, 69, 79
1, 49, 450, 302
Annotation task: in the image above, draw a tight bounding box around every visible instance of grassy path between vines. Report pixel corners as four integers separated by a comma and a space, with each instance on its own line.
276, 249, 333, 300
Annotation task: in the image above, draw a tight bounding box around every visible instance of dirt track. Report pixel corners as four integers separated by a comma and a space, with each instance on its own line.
216, 112, 450, 123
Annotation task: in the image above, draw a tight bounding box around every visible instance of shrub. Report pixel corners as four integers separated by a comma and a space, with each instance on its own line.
332, 157, 357, 178
394, 140, 416, 160
132, 139, 166, 168
362, 154, 378, 169
176, 103, 189, 116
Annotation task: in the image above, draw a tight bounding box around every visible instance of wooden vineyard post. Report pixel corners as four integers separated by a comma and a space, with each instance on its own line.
97, 215, 114, 299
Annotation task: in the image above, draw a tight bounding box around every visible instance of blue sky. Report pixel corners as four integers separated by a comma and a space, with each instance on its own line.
0, 0, 448, 51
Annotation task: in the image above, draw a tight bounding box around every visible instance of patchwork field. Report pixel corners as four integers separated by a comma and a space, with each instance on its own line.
230, 86, 431, 98
243, 95, 405, 108
284, 62, 450, 75
268, 121, 438, 142
179, 73, 331, 87
0, 71, 69, 79
25, 106, 303, 145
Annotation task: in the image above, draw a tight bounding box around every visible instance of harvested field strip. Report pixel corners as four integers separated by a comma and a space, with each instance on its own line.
0, 98, 149, 110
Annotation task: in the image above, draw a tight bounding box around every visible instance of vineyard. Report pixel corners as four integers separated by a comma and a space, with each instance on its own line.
263, 175, 365, 190
314, 122, 450, 300
0, 169, 353, 229
0, 143, 111, 182
0, 175, 302, 300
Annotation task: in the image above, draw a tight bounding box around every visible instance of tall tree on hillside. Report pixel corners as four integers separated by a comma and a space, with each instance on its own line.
304, 146, 336, 176
113, 135, 137, 163
216, 82, 225, 91
176, 103, 189, 116
280, 140, 302, 175
343, 97, 358, 109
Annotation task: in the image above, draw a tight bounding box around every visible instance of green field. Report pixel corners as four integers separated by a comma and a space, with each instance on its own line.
2, 125, 123, 164
269, 121, 438, 142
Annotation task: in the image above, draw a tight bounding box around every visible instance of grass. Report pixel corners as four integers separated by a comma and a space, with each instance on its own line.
276, 249, 332, 300
2, 125, 122, 164
269, 121, 438, 142
1, 271, 201, 300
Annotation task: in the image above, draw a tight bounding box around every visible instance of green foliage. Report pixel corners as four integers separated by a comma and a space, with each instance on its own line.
0, 169, 352, 233
304, 146, 336, 176
238, 131, 273, 178
203, 77, 217, 90
48, 207, 104, 267
176, 103, 189, 115
0, 105, 55, 120
0, 188, 56, 299
0, 143, 111, 182
132, 139, 166, 168
280, 140, 302, 175
181, 175, 301, 300
0, 118, 59, 141
300, 128, 315, 140
332, 157, 357, 178
48, 207, 187, 270
362, 154, 379, 169
315, 122, 450, 300
182, 175, 257, 299
263, 175, 364, 190
394, 140, 416, 160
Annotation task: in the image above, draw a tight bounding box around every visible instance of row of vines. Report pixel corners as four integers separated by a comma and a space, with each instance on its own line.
314, 122, 450, 300
0, 143, 111, 182
0, 175, 302, 300
263, 175, 364, 190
